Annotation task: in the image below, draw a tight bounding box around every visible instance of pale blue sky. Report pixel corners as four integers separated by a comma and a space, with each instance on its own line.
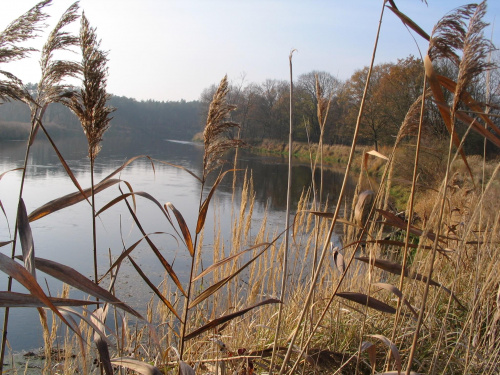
1, 0, 499, 101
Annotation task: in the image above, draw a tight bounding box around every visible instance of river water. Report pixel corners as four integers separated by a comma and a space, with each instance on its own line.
0, 136, 354, 351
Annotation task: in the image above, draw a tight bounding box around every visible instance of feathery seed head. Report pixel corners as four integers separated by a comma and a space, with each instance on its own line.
202, 75, 244, 180
63, 13, 114, 160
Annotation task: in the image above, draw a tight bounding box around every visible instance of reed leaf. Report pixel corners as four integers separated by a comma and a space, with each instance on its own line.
361, 341, 377, 370
58, 306, 113, 346
193, 242, 271, 281
179, 361, 196, 375
196, 169, 235, 234
386, 5, 430, 41
0, 291, 98, 308
336, 292, 396, 314
28, 178, 121, 222
373, 283, 419, 319
424, 55, 473, 178
96, 191, 168, 219
59, 309, 86, 361
121, 192, 186, 297
0, 241, 12, 248
437, 74, 500, 136
92, 308, 113, 375
189, 240, 276, 308
307, 212, 361, 228
166, 202, 194, 256
24, 256, 143, 319
110, 358, 162, 375
333, 247, 346, 274
127, 256, 181, 321
151, 158, 200, 183
101, 233, 173, 281
184, 299, 281, 341
17, 199, 35, 277
356, 257, 464, 309
368, 334, 401, 373
36, 120, 90, 205
435, 101, 500, 148
0, 253, 75, 333
376, 209, 450, 242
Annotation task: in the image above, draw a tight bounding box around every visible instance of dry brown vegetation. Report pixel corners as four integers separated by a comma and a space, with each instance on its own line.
0, 1, 499, 375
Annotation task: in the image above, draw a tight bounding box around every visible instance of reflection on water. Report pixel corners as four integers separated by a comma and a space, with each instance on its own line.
0, 136, 354, 351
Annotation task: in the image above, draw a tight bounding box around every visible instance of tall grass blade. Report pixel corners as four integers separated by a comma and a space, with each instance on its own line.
189, 240, 276, 308
193, 242, 270, 281
179, 361, 196, 375
152, 158, 201, 183
121, 196, 186, 297
386, 6, 430, 41
16, 199, 35, 277
184, 299, 281, 341
377, 209, 448, 242
28, 178, 121, 221
361, 341, 377, 370
101, 233, 172, 280
96, 191, 170, 220
368, 334, 401, 373
356, 257, 464, 308
92, 308, 113, 375
127, 255, 181, 321
424, 55, 473, 178
373, 283, 418, 319
59, 309, 86, 362
111, 358, 163, 375
435, 101, 500, 148
0, 241, 12, 248
437, 74, 500, 135
0, 291, 98, 307
37, 120, 90, 205
196, 169, 234, 234
25, 256, 143, 319
58, 306, 113, 346
166, 202, 194, 256
336, 292, 396, 314
0, 253, 75, 333
333, 248, 346, 274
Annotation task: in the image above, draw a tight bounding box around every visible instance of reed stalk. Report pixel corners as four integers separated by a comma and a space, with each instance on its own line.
278, 1, 387, 373
269, 49, 295, 374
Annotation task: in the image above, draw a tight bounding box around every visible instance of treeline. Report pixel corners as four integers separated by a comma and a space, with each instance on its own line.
200, 55, 500, 156
0, 86, 202, 141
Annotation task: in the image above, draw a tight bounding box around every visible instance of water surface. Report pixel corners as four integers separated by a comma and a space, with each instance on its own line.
0, 136, 354, 351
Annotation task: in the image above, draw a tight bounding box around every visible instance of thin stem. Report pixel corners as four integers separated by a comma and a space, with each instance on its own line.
179, 179, 205, 359
270, 49, 295, 374
0, 108, 40, 372
91, 156, 99, 290
278, 2, 386, 373
388, 74, 427, 366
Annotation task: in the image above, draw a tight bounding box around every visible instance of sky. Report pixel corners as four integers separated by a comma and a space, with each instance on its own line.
1, 0, 499, 102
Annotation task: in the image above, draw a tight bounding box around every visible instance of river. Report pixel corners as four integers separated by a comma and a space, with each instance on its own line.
0, 136, 354, 351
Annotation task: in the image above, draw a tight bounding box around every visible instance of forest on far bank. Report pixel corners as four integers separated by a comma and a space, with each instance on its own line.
2, 55, 499, 157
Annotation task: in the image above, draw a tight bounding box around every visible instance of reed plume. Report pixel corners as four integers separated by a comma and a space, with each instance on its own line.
0, 0, 50, 102
62, 13, 114, 289
202, 75, 244, 181
64, 13, 114, 161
